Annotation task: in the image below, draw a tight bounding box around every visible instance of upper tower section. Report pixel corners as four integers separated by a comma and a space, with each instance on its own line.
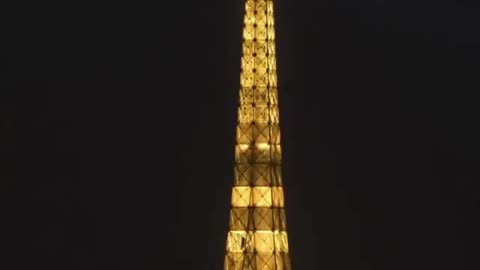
238, 0, 278, 126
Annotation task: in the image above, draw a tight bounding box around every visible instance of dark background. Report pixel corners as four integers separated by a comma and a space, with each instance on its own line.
2, 0, 479, 269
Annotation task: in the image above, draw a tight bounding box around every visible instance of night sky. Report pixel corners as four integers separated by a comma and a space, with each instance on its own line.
3, 0, 480, 269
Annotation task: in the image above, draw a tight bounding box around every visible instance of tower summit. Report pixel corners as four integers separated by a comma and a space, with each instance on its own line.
224, 0, 292, 269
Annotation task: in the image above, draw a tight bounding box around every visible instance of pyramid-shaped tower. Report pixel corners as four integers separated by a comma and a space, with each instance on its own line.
224, 0, 292, 269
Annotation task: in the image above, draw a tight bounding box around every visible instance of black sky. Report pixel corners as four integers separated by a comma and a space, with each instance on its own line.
3, 0, 480, 269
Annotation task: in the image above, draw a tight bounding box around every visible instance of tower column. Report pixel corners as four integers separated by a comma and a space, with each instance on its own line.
224, 1, 292, 269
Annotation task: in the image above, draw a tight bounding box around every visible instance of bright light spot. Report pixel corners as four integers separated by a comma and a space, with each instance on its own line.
238, 144, 250, 151
256, 143, 270, 150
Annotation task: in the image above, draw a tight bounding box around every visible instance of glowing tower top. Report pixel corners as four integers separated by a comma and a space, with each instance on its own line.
223, 0, 292, 269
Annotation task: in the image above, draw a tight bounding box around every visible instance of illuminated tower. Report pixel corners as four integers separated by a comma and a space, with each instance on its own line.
224, 0, 292, 269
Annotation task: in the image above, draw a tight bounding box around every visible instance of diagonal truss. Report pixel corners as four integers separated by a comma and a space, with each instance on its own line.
224, 1, 292, 269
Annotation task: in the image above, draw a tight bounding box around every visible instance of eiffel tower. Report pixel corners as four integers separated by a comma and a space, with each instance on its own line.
223, 0, 292, 269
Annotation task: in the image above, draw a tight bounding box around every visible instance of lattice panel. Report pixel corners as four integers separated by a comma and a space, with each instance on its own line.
234, 163, 283, 186
225, 0, 292, 269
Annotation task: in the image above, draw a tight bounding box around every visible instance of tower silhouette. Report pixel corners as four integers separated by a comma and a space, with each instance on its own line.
224, 0, 292, 269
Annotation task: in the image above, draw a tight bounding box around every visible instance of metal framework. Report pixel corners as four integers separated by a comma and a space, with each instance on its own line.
224, 0, 292, 269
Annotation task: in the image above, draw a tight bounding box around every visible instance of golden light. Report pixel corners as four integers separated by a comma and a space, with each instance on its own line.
224, 0, 292, 269
238, 143, 250, 151
256, 142, 270, 150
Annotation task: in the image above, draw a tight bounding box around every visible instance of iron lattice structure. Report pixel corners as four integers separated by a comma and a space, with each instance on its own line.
224, 0, 292, 269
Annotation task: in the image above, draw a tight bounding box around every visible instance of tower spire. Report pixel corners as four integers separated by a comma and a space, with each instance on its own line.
224, 0, 292, 269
